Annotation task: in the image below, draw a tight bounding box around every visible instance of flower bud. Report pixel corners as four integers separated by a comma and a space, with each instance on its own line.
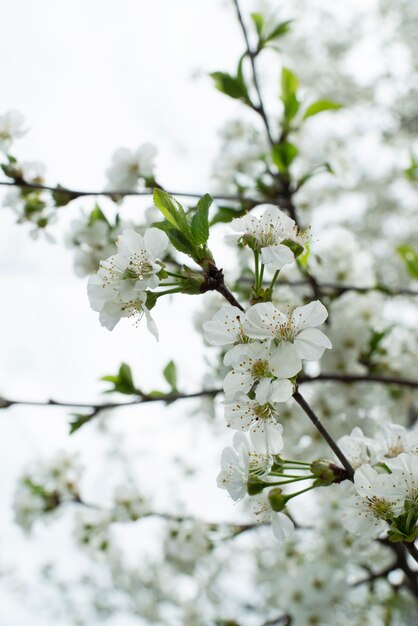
268, 488, 288, 512
310, 459, 347, 485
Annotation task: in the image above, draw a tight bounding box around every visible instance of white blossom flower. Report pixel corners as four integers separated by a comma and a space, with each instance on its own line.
375, 424, 418, 459
0, 110, 27, 152
106, 144, 157, 190
373, 452, 418, 512
112, 484, 148, 522
217, 432, 271, 501
340, 465, 398, 539
223, 340, 301, 403
224, 395, 284, 454
230, 204, 309, 271
87, 227, 168, 336
244, 300, 332, 360
164, 520, 212, 574
338, 427, 380, 470
202, 305, 247, 355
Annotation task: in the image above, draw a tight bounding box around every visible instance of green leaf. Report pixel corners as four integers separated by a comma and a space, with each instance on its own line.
153, 221, 193, 256
69, 413, 94, 434
88, 204, 110, 226
210, 71, 249, 103
272, 142, 298, 173
51, 185, 74, 207
263, 20, 293, 44
163, 360, 178, 391
250, 12, 264, 37
405, 156, 418, 182
119, 363, 134, 390
191, 194, 212, 244
397, 245, 418, 279
280, 67, 300, 121
153, 189, 193, 240
101, 362, 139, 395
296, 162, 334, 189
303, 99, 343, 120
210, 205, 246, 226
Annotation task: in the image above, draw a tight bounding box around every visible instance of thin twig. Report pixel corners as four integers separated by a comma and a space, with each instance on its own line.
232, 0, 275, 149
300, 373, 418, 389
0, 179, 262, 207
3, 371, 418, 413
293, 390, 354, 479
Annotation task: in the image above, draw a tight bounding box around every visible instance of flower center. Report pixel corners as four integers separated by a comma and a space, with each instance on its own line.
251, 359, 269, 379
276, 318, 296, 342
125, 256, 154, 281
254, 403, 274, 420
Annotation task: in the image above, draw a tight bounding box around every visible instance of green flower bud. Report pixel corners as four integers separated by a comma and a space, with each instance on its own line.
310, 459, 347, 485
268, 487, 289, 512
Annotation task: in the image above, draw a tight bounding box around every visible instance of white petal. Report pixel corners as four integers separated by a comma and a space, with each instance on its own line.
271, 512, 294, 542
223, 370, 253, 400
292, 300, 328, 330
250, 421, 283, 454
294, 328, 332, 360
261, 244, 294, 270
269, 342, 302, 378
143, 306, 159, 341
144, 227, 169, 258
269, 379, 294, 403
244, 302, 282, 339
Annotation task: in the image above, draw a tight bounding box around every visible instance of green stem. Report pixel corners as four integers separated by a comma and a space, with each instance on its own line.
259, 262, 265, 288
268, 269, 280, 295
286, 484, 317, 500
156, 288, 183, 297
269, 476, 314, 485
254, 249, 260, 291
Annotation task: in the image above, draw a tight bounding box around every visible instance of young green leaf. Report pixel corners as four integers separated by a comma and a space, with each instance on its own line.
191, 194, 212, 244
250, 12, 264, 37
281, 67, 300, 121
303, 100, 343, 120
210, 71, 249, 104
163, 360, 178, 391
263, 20, 293, 45
272, 142, 298, 173
52, 185, 75, 207
153, 221, 194, 256
397, 245, 418, 279
69, 413, 95, 434
210, 205, 247, 226
101, 363, 140, 395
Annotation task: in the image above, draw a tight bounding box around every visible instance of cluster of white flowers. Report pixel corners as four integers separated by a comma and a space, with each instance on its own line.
105, 144, 157, 190
2, 159, 57, 239
338, 424, 418, 540
65, 210, 127, 277
87, 227, 169, 337
164, 520, 212, 575
204, 298, 330, 454
0, 110, 27, 152
13, 452, 83, 533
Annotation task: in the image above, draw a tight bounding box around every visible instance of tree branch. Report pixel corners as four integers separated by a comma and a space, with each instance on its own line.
293, 390, 354, 479
300, 372, 418, 389
0, 178, 262, 206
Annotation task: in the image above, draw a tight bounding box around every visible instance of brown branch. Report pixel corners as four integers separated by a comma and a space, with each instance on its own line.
0, 388, 221, 412
232, 0, 275, 149
0, 178, 262, 206
300, 373, 418, 389
293, 390, 354, 479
